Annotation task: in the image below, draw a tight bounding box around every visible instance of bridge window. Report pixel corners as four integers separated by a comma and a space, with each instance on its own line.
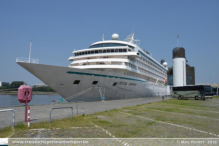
89, 43, 127, 48
89, 43, 135, 49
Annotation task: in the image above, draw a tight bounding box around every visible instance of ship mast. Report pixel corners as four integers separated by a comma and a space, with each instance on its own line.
125, 33, 140, 44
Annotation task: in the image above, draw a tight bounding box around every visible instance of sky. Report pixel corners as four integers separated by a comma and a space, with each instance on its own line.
0, 0, 219, 86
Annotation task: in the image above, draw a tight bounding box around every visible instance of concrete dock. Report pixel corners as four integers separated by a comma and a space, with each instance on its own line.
0, 97, 169, 128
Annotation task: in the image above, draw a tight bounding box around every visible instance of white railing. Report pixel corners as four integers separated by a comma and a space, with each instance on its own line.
16, 57, 39, 64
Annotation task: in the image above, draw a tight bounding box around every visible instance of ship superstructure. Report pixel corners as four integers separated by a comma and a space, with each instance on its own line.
69, 33, 167, 85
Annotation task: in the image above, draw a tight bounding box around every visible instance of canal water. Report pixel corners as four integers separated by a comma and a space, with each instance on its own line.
0, 95, 68, 108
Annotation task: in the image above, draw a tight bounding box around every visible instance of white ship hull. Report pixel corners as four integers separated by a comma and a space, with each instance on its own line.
17, 62, 167, 102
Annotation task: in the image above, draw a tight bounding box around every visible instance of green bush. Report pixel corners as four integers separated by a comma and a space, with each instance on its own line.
32, 86, 55, 92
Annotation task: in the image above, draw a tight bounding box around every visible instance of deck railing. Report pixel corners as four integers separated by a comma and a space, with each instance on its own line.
16, 57, 39, 64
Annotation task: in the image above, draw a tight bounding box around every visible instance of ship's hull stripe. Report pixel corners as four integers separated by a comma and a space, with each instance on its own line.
67, 71, 146, 82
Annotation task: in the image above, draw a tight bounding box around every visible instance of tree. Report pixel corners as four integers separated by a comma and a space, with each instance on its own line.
10, 81, 26, 88
32, 86, 55, 92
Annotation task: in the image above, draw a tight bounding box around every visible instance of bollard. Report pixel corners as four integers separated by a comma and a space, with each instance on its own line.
28, 106, 30, 127
162, 96, 164, 101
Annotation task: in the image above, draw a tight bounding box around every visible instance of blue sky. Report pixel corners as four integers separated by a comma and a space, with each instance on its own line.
0, 0, 218, 86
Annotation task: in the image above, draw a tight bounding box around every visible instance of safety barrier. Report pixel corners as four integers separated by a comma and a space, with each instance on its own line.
0, 109, 15, 128
16, 57, 39, 64
49, 107, 73, 123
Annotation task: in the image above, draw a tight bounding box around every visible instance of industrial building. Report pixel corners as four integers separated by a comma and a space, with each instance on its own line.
0, 81, 10, 87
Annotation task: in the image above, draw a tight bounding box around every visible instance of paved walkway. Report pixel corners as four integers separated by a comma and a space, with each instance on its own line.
0, 97, 170, 128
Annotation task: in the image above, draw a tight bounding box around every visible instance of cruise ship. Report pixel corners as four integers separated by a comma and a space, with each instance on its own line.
17, 33, 168, 102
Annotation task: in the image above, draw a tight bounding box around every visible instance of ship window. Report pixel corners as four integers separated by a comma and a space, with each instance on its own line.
111, 49, 114, 52
88, 51, 90, 54
85, 52, 87, 54
113, 82, 117, 86
115, 49, 118, 52
95, 50, 98, 53
92, 81, 98, 85
99, 50, 102, 53
91, 51, 94, 54
123, 49, 127, 52
103, 50, 106, 53
89, 43, 128, 48
79, 52, 81, 55
119, 49, 122, 52
107, 49, 110, 53
128, 45, 134, 49
74, 53, 77, 56
73, 80, 80, 84
82, 52, 84, 55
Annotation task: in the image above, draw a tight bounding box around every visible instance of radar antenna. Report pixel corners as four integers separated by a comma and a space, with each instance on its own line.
102, 34, 104, 41
125, 33, 140, 44
177, 34, 179, 47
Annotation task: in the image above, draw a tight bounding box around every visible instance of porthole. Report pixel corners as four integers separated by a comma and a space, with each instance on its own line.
92, 81, 98, 85
113, 82, 117, 86
73, 80, 80, 84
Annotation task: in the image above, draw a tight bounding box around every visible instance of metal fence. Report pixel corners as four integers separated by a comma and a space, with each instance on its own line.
0, 109, 15, 128
49, 107, 73, 123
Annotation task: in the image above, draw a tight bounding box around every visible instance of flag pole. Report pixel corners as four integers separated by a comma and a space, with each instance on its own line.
29, 40, 32, 63
177, 35, 179, 47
